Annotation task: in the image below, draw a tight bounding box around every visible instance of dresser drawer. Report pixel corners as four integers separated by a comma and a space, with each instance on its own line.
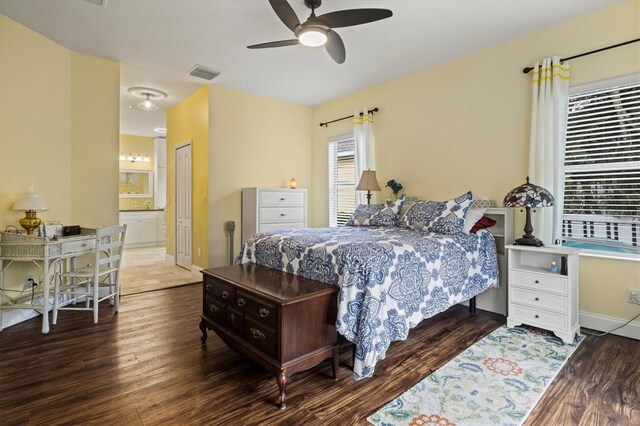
226, 307, 244, 335
204, 296, 226, 325
510, 303, 568, 330
260, 207, 305, 223
260, 191, 305, 207
236, 290, 277, 327
244, 316, 277, 358
259, 222, 304, 233
204, 276, 235, 302
511, 287, 568, 312
62, 239, 96, 256
511, 270, 568, 295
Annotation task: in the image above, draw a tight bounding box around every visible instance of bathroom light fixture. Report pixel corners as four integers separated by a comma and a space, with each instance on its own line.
119, 152, 126, 161
121, 153, 150, 163
127, 87, 168, 112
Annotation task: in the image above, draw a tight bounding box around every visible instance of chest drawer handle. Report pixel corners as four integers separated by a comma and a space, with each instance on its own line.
280, 197, 286, 201
250, 327, 266, 340
259, 307, 270, 318
206, 284, 212, 291
222, 290, 230, 299
280, 213, 286, 216
230, 313, 236, 321
210, 304, 219, 313
534, 314, 540, 319
237, 298, 246, 307
534, 280, 540, 284
534, 297, 540, 301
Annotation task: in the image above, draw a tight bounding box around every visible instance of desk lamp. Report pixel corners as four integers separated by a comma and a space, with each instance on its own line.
503, 176, 555, 246
13, 186, 48, 236
356, 170, 381, 205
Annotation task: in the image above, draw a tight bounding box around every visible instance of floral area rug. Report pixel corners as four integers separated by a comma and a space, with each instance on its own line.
368, 325, 584, 426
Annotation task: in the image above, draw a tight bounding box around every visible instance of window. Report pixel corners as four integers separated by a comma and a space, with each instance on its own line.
328, 136, 356, 227
563, 76, 639, 251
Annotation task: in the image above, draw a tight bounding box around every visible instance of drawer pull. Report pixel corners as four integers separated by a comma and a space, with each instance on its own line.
534, 297, 540, 301
534, 280, 540, 284
206, 284, 212, 291
81, 243, 87, 247
250, 327, 266, 340
237, 298, 246, 307
534, 314, 540, 319
222, 290, 230, 299
210, 304, 219, 313
230, 313, 236, 321
280, 197, 286, 201
259, 307, 270, 318
280, 213, 286, 216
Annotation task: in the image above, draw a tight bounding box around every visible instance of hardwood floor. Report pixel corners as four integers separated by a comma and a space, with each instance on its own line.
0, 284, 638, 425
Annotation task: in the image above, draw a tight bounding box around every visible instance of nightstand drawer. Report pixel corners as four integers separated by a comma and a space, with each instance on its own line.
510, 287, 567, 312
260, 191, 305, 207
204, 276, 235, 302
510, 303, 567, 330
511, 270, 568, 295
244, 316, 277, 358
62, 239, 96, 255
236, 290, 277, 327
260, 207, 305, 223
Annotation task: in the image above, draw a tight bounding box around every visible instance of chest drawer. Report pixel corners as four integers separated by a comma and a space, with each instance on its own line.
62, 239, 96, 255
259, 222, 304, 233
260, 191, 305, 207
204, 276, 235, 302
510, 303, 568, 330
244, 316, 277, 358
260, 207, 305, 223
236, 290, 277, 327
226, 307, 244, 335
511, 270, 568, 295
204, 296, 225, 325
511, 287, 568, 312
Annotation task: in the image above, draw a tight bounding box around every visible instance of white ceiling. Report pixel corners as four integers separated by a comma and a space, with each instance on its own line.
0, 0, 623, 137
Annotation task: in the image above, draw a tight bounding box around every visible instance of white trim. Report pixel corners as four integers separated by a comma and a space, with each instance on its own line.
578, 250, 640, 262
580, 311, 640, 340
327, 133, 353, 144
191, 264, 203, 274
569, 72, 640, 94
165, 253, 175, 264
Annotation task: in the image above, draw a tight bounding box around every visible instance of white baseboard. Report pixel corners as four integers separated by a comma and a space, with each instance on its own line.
165, 253, 175, 263
580, 311, 640, 340
1, 309, 40, 330
191, 264, 203, 274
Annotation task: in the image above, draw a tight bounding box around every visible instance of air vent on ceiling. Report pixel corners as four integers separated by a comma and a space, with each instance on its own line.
188, 65, 220, 81
83, 0, 107, 7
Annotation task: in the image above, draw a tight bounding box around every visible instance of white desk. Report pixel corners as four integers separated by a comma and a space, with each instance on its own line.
0, 230, 96, 334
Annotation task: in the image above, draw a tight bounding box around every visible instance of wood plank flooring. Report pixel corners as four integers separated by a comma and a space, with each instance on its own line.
0, 284, 638, 425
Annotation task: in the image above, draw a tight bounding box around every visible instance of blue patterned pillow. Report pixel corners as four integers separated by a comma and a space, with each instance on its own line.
347, 195, 405, 227
400, 192, 473, 235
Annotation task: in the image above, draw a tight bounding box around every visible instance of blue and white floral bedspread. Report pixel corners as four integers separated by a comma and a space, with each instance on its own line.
237, 226, 499, 379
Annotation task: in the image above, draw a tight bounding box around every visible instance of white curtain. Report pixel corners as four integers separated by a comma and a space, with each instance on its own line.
528, 56, 570, 245
354, 109, 375, 205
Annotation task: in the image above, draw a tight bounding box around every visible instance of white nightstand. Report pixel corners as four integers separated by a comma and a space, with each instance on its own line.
506, 244, 580, 344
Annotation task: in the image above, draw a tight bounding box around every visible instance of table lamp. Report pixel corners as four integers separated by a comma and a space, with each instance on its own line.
356, 170, 381, 205
13, 186, 48, 236
503, 176, 555, 247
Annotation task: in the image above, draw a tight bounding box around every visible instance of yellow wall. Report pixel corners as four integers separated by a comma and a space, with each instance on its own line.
207, 85, 312, 268
310, 1, 640, 324
118, 134, 154, 210
166, 86, 209, 269
0, 15, 119, 322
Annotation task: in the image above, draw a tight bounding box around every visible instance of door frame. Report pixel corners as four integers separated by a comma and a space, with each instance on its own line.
175, 141, 192, 269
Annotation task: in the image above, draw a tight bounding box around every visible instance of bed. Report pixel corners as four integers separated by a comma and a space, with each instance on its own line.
237, 218, 501, 379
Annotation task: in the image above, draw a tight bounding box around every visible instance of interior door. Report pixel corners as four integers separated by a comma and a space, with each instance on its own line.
175, 143, 192, 269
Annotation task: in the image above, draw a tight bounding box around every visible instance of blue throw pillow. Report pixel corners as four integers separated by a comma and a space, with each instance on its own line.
347, 195, 405, 227
400, 192, 473, 235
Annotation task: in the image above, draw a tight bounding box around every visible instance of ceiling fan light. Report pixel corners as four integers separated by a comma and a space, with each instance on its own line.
298, 28, 327, 47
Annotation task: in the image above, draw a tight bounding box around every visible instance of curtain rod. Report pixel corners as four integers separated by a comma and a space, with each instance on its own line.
319, 107, 379, 127
522, 38, 640, 74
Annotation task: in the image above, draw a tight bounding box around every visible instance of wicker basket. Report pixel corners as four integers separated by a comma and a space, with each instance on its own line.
0, 232, 61, 259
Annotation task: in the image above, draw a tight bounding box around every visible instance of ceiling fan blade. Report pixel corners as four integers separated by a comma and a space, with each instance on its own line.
247, 39, 301, 49
268, 0, 301, 32
317, 9, 393, 28
325, 30, 345, 64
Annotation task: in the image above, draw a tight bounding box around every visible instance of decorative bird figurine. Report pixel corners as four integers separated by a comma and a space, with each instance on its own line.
386, 179, 403, 196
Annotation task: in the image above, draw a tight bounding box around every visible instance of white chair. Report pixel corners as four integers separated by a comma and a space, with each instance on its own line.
52, 225, 127, 324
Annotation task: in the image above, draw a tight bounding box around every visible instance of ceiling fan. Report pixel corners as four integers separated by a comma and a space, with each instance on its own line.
247, 0, 393, 64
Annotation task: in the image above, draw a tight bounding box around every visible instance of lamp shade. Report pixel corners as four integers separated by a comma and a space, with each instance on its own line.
13, 191, 48, 211
503, 176, 555, 208
356, 170, 381, 192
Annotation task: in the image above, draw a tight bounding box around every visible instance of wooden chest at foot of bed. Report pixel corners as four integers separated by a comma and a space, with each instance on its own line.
199, 264, 339, 409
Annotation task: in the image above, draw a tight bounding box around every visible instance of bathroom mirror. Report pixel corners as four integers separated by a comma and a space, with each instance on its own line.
119, 169, 153, 198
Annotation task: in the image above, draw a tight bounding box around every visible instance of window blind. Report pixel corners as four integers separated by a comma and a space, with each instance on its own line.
328, 138, 356, 227
563, 80, 639, 248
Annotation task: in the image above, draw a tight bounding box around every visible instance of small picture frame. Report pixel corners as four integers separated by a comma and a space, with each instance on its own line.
43, 221, 63, 239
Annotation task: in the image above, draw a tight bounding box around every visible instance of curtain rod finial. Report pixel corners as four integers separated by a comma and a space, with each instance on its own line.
523, 66, 534, 74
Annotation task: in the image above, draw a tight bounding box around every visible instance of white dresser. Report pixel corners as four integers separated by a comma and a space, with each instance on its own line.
241, 188, 307, 243
506, 244, 580, 343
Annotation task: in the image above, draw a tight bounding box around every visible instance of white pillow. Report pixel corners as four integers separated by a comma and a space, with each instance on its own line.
463, 195, 489, 234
